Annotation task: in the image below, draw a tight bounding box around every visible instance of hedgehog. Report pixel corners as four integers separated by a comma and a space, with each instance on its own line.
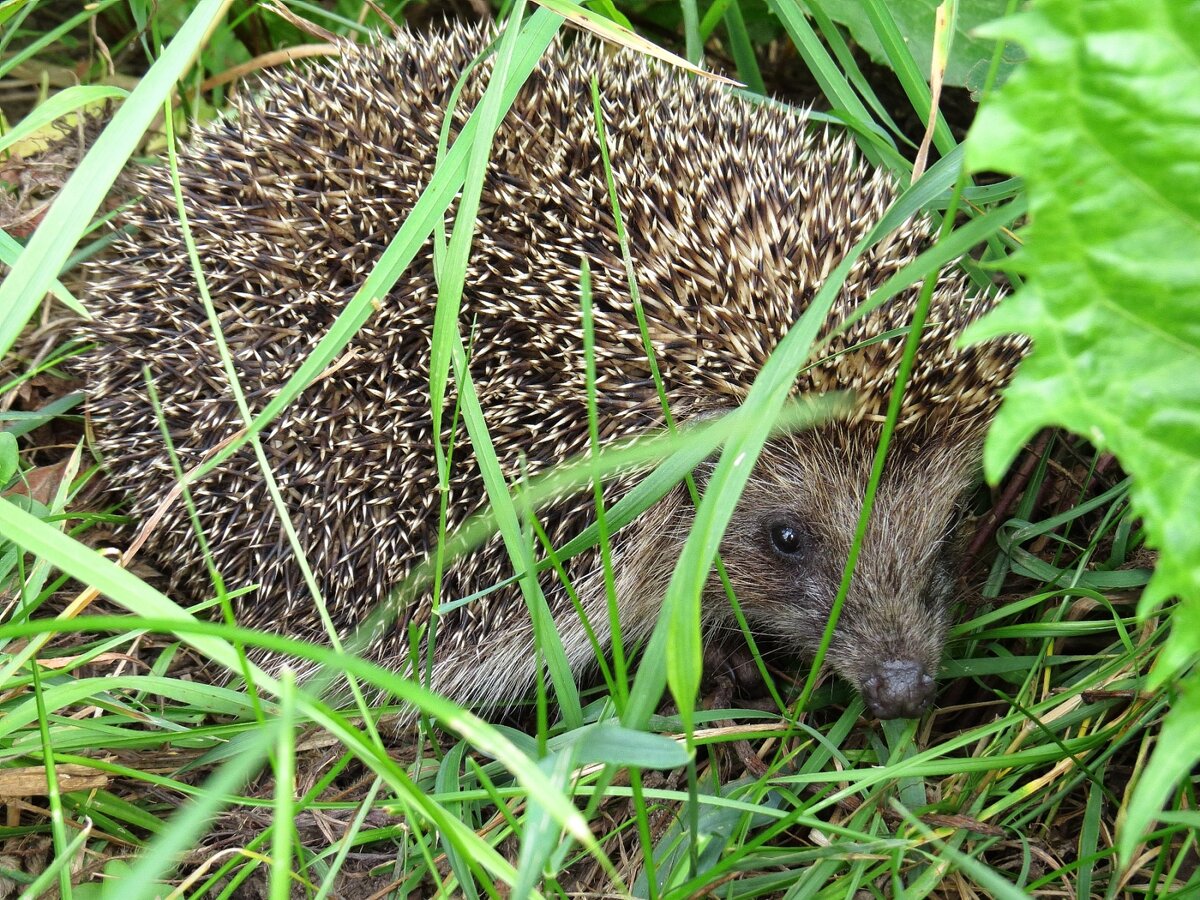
79, 21, 1024, 721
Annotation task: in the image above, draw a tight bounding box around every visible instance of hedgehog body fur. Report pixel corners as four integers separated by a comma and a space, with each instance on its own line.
82, 22, 1024, 720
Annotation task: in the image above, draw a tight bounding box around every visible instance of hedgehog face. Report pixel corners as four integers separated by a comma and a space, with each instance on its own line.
705, 430, 979, 718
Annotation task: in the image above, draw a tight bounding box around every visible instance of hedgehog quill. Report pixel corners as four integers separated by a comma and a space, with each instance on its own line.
82, 22, 1024, 720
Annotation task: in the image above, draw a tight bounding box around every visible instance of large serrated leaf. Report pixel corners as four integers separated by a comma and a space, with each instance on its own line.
960, 0, 1200, 859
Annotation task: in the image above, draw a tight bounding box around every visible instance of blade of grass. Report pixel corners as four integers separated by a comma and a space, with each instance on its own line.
0, 0, 233, 359
795, 166, 973, 719
680, 0, 702, 64
765, 0, 881, 163
0, 0, 125, 79
0, 85, 129, 155
513, 750, 577, 898
895, 802, 1028, 899
720, 1, 765, 94
580, 258, 628, 711
160, 95, 392, 739
803, 0, 911, 146
269, 670, 297, 900
531, 0, 729, 81
425, 2, 582, 728
435, 742, 483, 900
857, 0, 955, 153
29, 656, 73, 899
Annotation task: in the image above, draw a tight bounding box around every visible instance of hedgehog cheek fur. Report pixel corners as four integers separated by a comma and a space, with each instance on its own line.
699, 429, 979, 718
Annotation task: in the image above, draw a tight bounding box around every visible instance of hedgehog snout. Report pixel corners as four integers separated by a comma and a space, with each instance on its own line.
860, 659, 936, 719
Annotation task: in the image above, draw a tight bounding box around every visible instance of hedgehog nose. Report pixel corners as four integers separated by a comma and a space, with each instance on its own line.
861, 660, 935, 719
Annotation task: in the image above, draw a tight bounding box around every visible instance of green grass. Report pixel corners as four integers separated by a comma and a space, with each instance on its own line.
0, 1, 1192, 898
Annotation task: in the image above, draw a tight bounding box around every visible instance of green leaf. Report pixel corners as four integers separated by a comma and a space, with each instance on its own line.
557, 722, 690, 768
815, 0, 1023, 92
961, 0, 1200, 861
965, 0, 1200, 662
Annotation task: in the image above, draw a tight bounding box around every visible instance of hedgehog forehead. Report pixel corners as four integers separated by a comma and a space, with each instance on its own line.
736, 428, 979, 529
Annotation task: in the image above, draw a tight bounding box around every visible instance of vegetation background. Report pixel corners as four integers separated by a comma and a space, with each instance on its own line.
0, 0, 1196, 897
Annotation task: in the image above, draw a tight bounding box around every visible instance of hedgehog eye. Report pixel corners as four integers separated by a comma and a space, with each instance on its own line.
769, 521, 809, 558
